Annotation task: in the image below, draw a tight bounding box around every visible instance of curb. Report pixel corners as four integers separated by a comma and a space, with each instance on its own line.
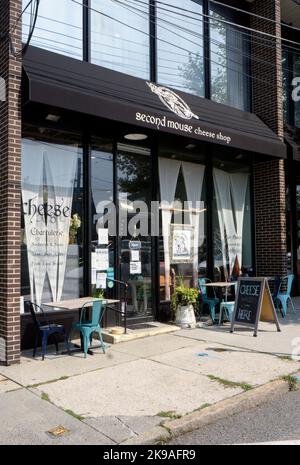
121, 376, 298, 445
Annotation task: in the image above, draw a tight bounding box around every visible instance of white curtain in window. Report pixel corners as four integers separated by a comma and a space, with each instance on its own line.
22, 141, 77, 305
230, 172, 249, 272
181, 161, 205, 287
22, 141, 46, 306
213, 168, 236, 274
214, 168, 249, 275
159, 157, 181, 300
44, 145, 77, 302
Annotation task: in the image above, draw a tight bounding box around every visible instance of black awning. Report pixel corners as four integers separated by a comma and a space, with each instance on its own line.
23, 46, 286, 158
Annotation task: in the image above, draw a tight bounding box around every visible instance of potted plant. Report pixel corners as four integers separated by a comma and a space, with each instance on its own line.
172, 280, 199, 328
69, 213, 81, 245
92, 287, 105, 299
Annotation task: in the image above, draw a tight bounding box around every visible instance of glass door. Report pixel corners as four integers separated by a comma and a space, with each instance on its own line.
116, 143, 153, 320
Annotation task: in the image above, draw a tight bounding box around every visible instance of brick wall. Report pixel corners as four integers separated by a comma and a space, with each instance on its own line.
0, 0, 22, 365
250, 0, 287, 278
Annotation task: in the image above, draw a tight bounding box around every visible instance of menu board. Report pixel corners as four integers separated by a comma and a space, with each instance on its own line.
230, 277, 281, 337
234, 279, 262, 326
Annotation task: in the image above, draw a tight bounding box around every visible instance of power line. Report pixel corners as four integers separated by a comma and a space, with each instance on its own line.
24, 0, 295, 98
9, 0, 40, 58
101, 0, 290, 89
70, 0, 285, 92
152, 0, 300, 49
22, 2, 297, 79
125, 0, 300, 55
112, 0, 297, 78
210, 0, 300, 34
0, 0, 34, 41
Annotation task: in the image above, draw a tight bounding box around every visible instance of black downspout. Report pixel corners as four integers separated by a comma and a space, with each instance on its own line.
83, 0, 90, 62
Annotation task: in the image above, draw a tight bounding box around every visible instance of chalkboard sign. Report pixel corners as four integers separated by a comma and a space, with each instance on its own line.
230, 277, 281, 337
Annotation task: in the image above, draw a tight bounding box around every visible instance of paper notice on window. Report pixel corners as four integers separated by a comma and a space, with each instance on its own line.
98, 228, 109, 245
95, 248, 109, 270
91, 252, 97, 270
130, 261, 142, 275
96, 272, 107, 289
131, 250, 140, 262
91, 269, 97, 285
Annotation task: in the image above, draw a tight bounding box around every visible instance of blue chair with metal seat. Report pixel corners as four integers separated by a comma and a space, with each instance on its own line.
198, 278, 220, 322
272, 276, 282, 304
218, 282, 237, 325
71, 300, 106, 358
27, 301, 70, 360
274, 274, 296, 318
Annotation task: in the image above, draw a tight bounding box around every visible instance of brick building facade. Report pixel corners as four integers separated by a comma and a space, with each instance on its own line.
0, 0, 297, 364
0, 0, 22, 364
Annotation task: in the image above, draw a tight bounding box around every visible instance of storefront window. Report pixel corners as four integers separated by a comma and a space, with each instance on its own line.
212, 153, 252, 281
158, 141, 207, 303
210, 6, 250, 111
22, 0, 83, 60
21, 129, 84, 306
157, 0, 204, 97
91, 0, 150, 79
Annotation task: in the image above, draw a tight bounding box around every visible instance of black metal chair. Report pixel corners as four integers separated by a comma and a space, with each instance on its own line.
27, 302, 70, 360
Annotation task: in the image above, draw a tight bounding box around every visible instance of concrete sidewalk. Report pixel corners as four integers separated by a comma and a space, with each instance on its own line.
0, 300, 299, 445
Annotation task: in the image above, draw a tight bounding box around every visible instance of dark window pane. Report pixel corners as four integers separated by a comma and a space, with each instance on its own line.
210, 8, 250, 111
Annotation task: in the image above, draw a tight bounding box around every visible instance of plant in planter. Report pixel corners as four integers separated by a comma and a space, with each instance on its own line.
92, 287, 105, 299
172, 282, 199, 328
69, 213, 81, 245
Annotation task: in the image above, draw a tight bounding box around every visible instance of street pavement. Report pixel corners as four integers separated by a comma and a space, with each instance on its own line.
169, 388, 300, 445
0, 300, 299, 445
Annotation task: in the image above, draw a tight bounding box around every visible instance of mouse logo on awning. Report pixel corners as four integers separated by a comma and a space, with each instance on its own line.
147, 82, 199, 120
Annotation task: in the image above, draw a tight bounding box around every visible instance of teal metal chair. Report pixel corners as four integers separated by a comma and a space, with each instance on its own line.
71, 300, 106, 358
274, 275, 296, 318
198, 278, 219, 322
218, 282, 237, 325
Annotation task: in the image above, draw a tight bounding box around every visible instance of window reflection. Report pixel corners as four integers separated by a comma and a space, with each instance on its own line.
91, 0, 150, 79
210, 7, 250, 111
157, 0, 204, 97
22, 0, 83, 59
